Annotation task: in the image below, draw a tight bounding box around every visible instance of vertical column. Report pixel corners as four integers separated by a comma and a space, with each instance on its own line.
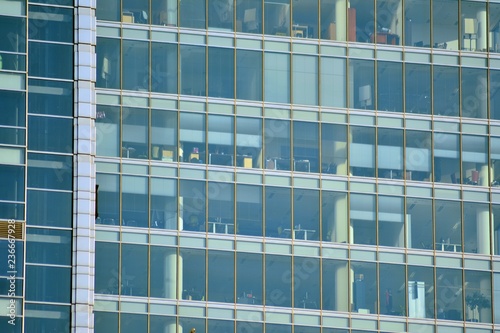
476, 206, 491, 255
329, 194, 348, 243
72, 1, 97, 333
405, 214, 412, 248
163, 250, 178, 298
165, 0, 178, 26
334, 264, 350, 312
479, 164, 490, 187
477, 8, 487, 51
335, 0, 347, 41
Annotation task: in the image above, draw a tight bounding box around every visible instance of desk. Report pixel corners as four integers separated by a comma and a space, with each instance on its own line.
208, 153, 233, 166
122, 146, 136, 158
371, 32, 400, 45
208, 220, 234, 234
436, 242, 462, 252
294, 159, 311, 172
283, 227, 316, 240
266, 158, 311, 172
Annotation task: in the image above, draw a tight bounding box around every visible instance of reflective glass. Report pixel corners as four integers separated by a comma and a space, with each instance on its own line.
180, 45, 206, 96
122, 0, 150, 24
152, 0, 177, 26
94, 311, 118, 333
208, 320, 234, 333
491, 70, 500, 120
350, 0, 374, 43
351, 261, 377, 314
0, 165, 24, 202
96, 37, 121, 89
461, 1, 487, 52
208, 47, 234, 99
122, 107, 149, 159
151, 42, 178, 94
236, 184, 263, 237
150, 177, 177, 230
28, 79, 73, 117
378, 196, 404, 247
433, 66, 459, 117
493, 204, 500, 256
150, 246, 177, 298
405, 130, 431, 181
375, 0, 402, 46
0, 90, 25, 127
464, 270, 492, 323
24, 304, 69, 333
322, 258, 349, 311
28, 153, 72, 190
0, 52, 25, 71
293, 188, 319, 241
151, 109, 177, 161
95, 242, 119, 295
408, 265, 434, 318
266, 324, 291, 333
405, 63, 430, 114
264, 52, 290, 103
320, 57, 346, 108
96, 106, 120, 157
0, 240, 23, 278
26, 228, 71, 265
322, 191, 347, 243
294, 256, 320, 309
28, 116, 72, 153
236, 49, 262, 101
462, 135, 488, 186
379, 263, 405, 315
121, 244, 148, 297
208, 182, 234, 235
180, 179, 206, 232
181, 248, 206, 301
0, 16, 25, 53
264, 0, 290, 36
26, 265, 70, 302
435, 200, 462, 253
292, 0, 317, 38
461, 67, 487, 119
122, 40, 149, 91
406, 197, 433, 250
436, 268, 463, 320
350, 193, 376, 245
321, 123, 347, 175
404, 0, 430, 47
378, 128, 403, 179
180, 112, 205, 164
293, 121, 318, 173
27, 190, 71, 227
28, 5, 73, 43
320, 0, 347, 41
265, 186, 291, 238
489, 3, 500, 53
264, 118, 290, 171
292, 55, 318, 106
463, 202, 490, 254
28, 42, 72, 80
236, 253, 263, 305
96, 175, 119, 223
434, 132, 460, 184
121, 175, 148, 228
265, 254, 291, 307
350, 126, 375, 177
207, 114, 234, 166
236, 0, 261, 34
208, 250, 234, 303
377, 61, 402, 112
492, 136, 500, 186
350, 59, 374, 109
181, 318, 205, 333
208, 0, 233, 30
495, 273, 500, 323
121, 314, 147, 333
236, 116, 262, 168
432, 0, 458, 50
96, 0, 119, 21
150, 315, 177, 333
237, 322, 263, 333
179, 0, 206, 29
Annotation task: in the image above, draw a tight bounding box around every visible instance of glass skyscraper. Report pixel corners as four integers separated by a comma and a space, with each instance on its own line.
3, 0, 500, 332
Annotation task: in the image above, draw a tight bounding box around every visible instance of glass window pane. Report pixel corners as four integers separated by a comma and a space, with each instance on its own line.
461, 67, 487, 119
293, 121, 318, 173
0, 165, 24, 202
208, 47, 234, 98
377, 61, 403, 112
94, 311, 118, 333
408, 265, 434, 318
264, 0, 290, 36
321, 124, 347, 175
264, 52, 290, 103
0, 16, 25, 53
150, 315, 177, 333
489, 3, 500, 53
433, 66, 459, 117
265, 254, 291, 307
350, 59, 374, 109
351, 261, 377, 314
293, 189, 319, 241
95, 242, 119, 295
208, 250, 234, 303
350, 0, 374, 43
24, 304, 70, 333
181, 45, 206, 96
375, 0, 402, 45
180, 112, 205, 164
180, 0, 205, 29
462, 135, 488, 186
181, 248, 206, 301
208, 0, 233, 30
434, 133, 460, 184
96, 37, 121, 89
152, 0, 177, 26
407, 197, 433, 250
461, 1, 487, 52
432, 0, 458, 50
265, 186, 291, 238
122, 107, 149, 159
350, 126, 375, 177
208, 182, 234, 234
28, 42, 73, 80
122, 175, 148, 228
491, 70, 500, 120
0, 90, 25, 127
494, 204, 500, 255
463, 202, 490, 254
322, 258, 349, 311
26, 228, 71, 265
96, 0, 119, 21
405, 63, 431, 114
405, 0, 430, 47
180, 179, 206, 232
28, 116, 72, 153
151, 42, 177, 94
464, 270, 492, 323
26, 265, 70, 302
378, 196, 404, 247
494, 273, 500, 323
28, 153, 72, 190
236, 0, 262, 34
122, 0, 150, 24
28, 79, 73, 117
265, 119, 291, 171
292, 0, 317, 38
96, 173, 120, 225
405, 130, 431, 181
150, 246, 177, 298
236, 49, 262, 101
150, 177, 177, 230
320, 57, 346, 108
236, 116, 262, 169
322, 191, 348, 243
121, 314, 147, 333
96, 106, 120, 157
350, 193, 376, 245
151, 109, 177, 161
236, 184, 263, 237
122, 40, 149, 91
0, 240, 23, 278
379, 263, 405, 315
435, 200, 462, 253
294, 257, 320, 309
28, 5, 73, 43
207, 115, 234, 166
492, 137, 500, 187
436, 268, 463, 320
293, 55, 318, 105
320, 0, 346, 41
27, 190, 72, 227
236, 253, 263, 305
378, 128, 403, 179
208, 320, 234, 333
121, 244, 148, 297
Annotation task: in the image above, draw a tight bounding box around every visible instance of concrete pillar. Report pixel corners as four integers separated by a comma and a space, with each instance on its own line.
477, 9, 487, 51
334, 128, 351, 175
167, 45, 177, 93
178, 196, 184, 230
476, 206, 491, 255
163, 318, 180, 333
405, 214, 412, 248
478, 277, 492, 322
164, 250, 178, 299
334, 264, 350, 311
329, 194, 348, 243
335, 0, 347, 41
479, 164, 490, 187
